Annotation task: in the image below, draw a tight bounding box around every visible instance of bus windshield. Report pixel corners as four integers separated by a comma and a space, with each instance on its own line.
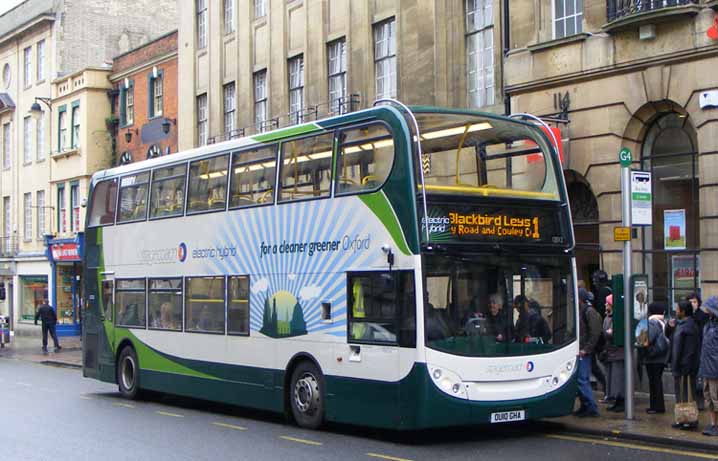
423, 253, 575, 357
414, 112, 560, 201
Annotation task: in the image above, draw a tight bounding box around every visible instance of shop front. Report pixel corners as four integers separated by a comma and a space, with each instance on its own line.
46, 234, 84, 336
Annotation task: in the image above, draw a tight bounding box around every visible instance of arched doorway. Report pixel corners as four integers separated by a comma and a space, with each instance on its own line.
640, 112, 699, 306
565, 170, 600, 287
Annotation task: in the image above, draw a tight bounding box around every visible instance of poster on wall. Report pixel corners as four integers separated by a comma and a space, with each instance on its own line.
671, 255, 700, 308
632, 277, 648, 320
664, 209, 686, 250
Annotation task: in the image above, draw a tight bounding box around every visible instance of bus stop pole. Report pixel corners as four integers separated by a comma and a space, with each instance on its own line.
620, 150, 634, 420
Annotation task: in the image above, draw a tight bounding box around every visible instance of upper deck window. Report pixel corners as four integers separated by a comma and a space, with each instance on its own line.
150, 164, 187, 219
335, 123, 394, 195
415, 112, 560, 201
229, 145, 277, 207
88, 179, 118, 227
279, 133, 334, 202
188, 155, 230, 213
117, 172, 150, 223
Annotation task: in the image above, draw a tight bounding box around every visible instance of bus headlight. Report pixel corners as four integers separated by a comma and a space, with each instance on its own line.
428, 365, 468, 399
552, 358, 576, 387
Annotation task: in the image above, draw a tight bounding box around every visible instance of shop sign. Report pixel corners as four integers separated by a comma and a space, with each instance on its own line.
51, 242, 81, 261
630, 171, 652, 226
664, 209, 686, 251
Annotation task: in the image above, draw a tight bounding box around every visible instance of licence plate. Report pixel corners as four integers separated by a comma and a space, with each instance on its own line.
490, 410, 526, 423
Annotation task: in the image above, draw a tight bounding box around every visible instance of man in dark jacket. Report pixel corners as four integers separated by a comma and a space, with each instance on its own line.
34, 299, 61, 353
513, 295, 551, 344
575, 288, 602, 417
699, 296, 718, 436
670, 300, 700, 429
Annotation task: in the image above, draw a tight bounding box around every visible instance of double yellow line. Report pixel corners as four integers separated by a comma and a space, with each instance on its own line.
546, 434, 718, 459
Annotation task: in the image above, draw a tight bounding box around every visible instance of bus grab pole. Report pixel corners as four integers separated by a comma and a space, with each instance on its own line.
621, 161, 634, 420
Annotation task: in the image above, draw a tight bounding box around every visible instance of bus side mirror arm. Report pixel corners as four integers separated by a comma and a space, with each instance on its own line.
382, 244, 394, 270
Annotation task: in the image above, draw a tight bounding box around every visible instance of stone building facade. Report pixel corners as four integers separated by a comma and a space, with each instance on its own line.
0, 0, 177, 335
110, 30, 179, 165
505, 0, 718, 304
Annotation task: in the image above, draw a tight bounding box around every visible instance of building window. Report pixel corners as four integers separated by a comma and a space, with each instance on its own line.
374, 18, 397, 100
224, 0, 235, 34
58, 186, 66, 234
59, 109, 67, 151
124, 85, 135, 125
288, 55, 304, 124
223, 82, 236, 137
70, 184, 80, 232
254, 0, 266, 19
23, 46, 31, 87
36, 112, 45, 161
254, 70, 267, 131
36, 40, 45, 82
3, 196, 10, 252
24, 116, 32, 164
150, 73, 163, 117
328, 39, 347, 115
2, 122, 10, 169
197, 93, 208, 146
23, 193, 32, 242
553, 0, 583, 39
71, 105, 80, 149
197, 0, 207, 49
36, 190, 45, 239
466, 0, 494, 108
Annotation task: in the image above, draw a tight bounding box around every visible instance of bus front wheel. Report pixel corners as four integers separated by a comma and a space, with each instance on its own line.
117, 346, 141, 400
289, 361, 325, 429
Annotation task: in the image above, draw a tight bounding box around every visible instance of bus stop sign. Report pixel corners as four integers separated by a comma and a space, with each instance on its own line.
619, 147, 632, 167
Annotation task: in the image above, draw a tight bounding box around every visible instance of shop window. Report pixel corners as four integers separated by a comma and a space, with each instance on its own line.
347, 271, 416, 347
20, 276, 48, 322
56, 265, 77, 324
88, 179, 118, 226
335, 123, 394, 195
186, 276, 225, 333
229, 145, 277, 207
278, 133, 334, 202
150, 164, 187, 219
115, 279, 146, 328
228, 275, 249, 335
188, 155, 229, 213
117, 172, 150, 223
148, 278, 182, 331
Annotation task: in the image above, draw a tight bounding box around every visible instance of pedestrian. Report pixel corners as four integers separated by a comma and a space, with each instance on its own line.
643, 302, 669, 414
602, 294, 625, 412
574, 288, 602, 418
689, 293, 707, 410
34, 298, 61, 353
699, 296, 718, 436
591, 270, 612, 319
670, 300, 700, 429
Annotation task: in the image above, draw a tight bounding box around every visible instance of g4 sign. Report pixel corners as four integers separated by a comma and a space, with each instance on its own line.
619, 147, 632, 167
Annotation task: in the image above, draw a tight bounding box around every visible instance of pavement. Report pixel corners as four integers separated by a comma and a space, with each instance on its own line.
2, 336, 718, 452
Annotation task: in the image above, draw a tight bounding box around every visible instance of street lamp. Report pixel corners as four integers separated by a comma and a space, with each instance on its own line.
161, 117, 176, 135
30, 96, 52, 119
124, 128, 138, 143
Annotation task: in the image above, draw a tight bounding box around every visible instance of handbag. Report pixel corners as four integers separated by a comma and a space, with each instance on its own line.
674, 376, 699, 425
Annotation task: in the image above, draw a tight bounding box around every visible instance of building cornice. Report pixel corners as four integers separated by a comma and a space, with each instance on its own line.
505, 45, 718, 95
0, 13, 54, 46
109, 51, 178, 82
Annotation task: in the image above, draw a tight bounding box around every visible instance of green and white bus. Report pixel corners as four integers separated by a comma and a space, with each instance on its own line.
82, 102, 578, 430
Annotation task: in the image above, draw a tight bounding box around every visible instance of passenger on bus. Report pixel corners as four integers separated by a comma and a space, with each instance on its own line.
197, 305, 214, 331
160, 302, 178, 329
486, 293, 510, 342
513, 295, 551, 343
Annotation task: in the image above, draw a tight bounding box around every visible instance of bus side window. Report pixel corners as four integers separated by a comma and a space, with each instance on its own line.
150, 164, 187, 219
188, 155, 230, 213
335, 123, 394, 196
278, 133, 333, 202
117, 172, 150, 223
88, 179, 118, 227
229, 145, 277, 208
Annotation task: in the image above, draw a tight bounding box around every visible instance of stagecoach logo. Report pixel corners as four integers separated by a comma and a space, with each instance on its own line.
178, 243, 187, 262
526, 361, 535, 372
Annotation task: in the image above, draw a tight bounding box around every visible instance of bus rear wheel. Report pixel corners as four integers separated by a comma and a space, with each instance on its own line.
117, 346, 141, 400
289, 361, 325, 429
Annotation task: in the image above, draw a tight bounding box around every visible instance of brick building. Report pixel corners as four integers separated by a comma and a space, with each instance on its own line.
110, 30, 179, 165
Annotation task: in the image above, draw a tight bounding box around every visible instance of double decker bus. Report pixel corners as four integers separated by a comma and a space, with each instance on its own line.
82, 101, 577, 429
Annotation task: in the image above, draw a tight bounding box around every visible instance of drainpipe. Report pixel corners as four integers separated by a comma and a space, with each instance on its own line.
503, 0, 511, 116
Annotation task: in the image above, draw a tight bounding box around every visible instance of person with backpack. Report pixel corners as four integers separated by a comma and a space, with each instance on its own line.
670, 300, 701, 429
699, 296, 718, 436
643, 301, 670, 414
575, 288, 602, 418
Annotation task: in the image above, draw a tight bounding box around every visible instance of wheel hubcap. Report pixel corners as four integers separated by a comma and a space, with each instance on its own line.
121, 356, 135, 391
293, 372, 319, 414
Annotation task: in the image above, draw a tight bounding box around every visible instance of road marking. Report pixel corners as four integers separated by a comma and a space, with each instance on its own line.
156, 411, 184, 418
546, 434, 718, 459
279, 435, 323, 446
112, 402, 135, 408
367, 453, 414, 461
16, 382, 32, 387
79, 395, 94, 400
212, 422, 247, 431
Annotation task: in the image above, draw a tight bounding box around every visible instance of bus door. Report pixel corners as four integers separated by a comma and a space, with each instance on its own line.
85, 273, 116, 381
331, 271, 415, 427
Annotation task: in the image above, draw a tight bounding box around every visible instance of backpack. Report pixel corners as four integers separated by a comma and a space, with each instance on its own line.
581, 305, 605, 353
647, 319, 669, 359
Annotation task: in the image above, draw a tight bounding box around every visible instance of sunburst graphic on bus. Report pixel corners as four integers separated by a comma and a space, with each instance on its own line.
259, 290, 308, 338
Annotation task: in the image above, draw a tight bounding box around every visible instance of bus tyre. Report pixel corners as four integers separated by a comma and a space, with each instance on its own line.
117, 346, 140, 400
289, 361, 325, 429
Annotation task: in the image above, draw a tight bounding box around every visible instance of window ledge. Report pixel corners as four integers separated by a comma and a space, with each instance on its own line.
602, 4, 702, 33
52, 148, 80, 160
527, 33, 590, 53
